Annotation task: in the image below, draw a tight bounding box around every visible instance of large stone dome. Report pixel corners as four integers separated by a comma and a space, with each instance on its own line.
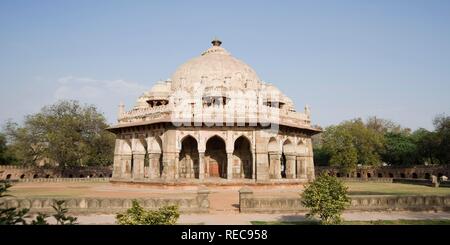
171, 39, 261, 92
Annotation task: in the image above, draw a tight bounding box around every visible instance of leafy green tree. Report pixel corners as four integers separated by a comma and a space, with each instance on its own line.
412, 128, 440, 165
4, 100, 115, 167
322, 126, 358, 173
321, 119, 384, 171
116, 200, 180, 225
382, 132, 418, 165
433, 114, 450, 164
312, 146, 331, 166
342, 119, 384, 166
301, 174, 350, 224
0, 133, 16, 165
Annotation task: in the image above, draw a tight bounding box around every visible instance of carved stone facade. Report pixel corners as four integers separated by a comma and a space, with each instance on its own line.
108, 40, 320, 184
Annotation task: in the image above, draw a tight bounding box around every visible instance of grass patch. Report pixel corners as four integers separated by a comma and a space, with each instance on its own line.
251, 219, 450, 225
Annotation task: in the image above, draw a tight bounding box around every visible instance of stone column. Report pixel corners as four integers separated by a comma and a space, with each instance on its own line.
306, 156, 315, 181
269, 152, 281, 179
255, 152, 269, 181
189, 155, 194, 178
148, 153, 161, 179
132, 152, 145, 180
285, 154, 296, 179
227, 153, 233, 180
112, 154, 122, 178
251, 151, 256, 179
162, 152, 177, 180
296, 156, 307, 180
121, 154, 132, 179
199, 152, 205, 180
174, 152, 179, 179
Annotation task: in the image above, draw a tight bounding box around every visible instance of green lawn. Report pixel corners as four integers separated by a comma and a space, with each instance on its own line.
346, 182, 450, 196
251, 219, 450, 225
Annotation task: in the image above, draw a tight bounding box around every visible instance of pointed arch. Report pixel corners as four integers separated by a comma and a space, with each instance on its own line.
233, 135, 253, 179
297, 138, 308, 155
148, 136, 163, 154
267, 137, 280, 152
205, 135, 227, 178
121, 139, 132, 154
179, 135, 199, 178
282, 139, 295, 154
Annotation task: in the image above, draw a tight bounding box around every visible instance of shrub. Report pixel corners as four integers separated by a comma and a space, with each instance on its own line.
116, 200, 179, 225
301, 173, 350, 224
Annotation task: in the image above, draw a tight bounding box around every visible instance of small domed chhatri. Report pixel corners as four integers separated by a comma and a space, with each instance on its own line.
108, 40, 321, 184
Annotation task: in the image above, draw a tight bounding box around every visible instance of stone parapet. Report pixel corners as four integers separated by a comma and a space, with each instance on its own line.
2, 188, 210, 214
15, 177, 111, 183
239, 188, 450, 213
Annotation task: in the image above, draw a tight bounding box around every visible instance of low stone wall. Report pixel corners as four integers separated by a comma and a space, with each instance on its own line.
339, 177, 393, 183
15, 177, 111, 183
440, 181, 450, 188
316, 165, 450, 180
2, 188, 210, 214
392, 178, 435, 187
0, 165, 112, 180
238, 188, 450, 213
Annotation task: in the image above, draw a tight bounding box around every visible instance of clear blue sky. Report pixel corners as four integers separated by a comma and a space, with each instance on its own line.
1, 0, 449, 130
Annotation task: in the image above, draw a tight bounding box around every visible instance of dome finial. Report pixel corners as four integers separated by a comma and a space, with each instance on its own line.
211, 37, 222, 47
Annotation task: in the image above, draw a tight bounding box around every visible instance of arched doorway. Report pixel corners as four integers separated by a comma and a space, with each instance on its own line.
206, 136, 227, 178
281, 139, 294, 179
148, 136, 163, 178
179, 136, 199, 178
233, 136, 252, 179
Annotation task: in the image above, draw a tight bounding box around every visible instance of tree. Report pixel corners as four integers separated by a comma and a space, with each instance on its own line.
412, 128, 440, 165
301, 174, 350, 224
322, 126, 358, 173
321, 119, 384, 172
381, 132, 418, 165
3, 121, 46, 166
0, 133, 15, 165
116, 200, 179, 225
4, 100, 115, 167
342, 119, 384, 166
433, 114, 450, 164
366, 116, 410, 134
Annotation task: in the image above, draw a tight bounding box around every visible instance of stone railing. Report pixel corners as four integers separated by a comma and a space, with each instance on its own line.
392, 178, 435, 187
117, 103, 312, 128
238, 188, 450, 213
0, 165, 34, 170
15, 177, 111, 183
2, 188, 210, 214
340, 177, 393, 183
316, 165, 450, 180
121, 104, 171, 118
0, 166, 112, 180
440, 181, 450, 188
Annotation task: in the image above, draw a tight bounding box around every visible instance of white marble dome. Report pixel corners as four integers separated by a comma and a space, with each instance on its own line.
171, 39, 261, 92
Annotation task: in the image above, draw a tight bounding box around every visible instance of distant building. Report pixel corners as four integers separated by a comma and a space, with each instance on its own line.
108, 39, 320, 183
